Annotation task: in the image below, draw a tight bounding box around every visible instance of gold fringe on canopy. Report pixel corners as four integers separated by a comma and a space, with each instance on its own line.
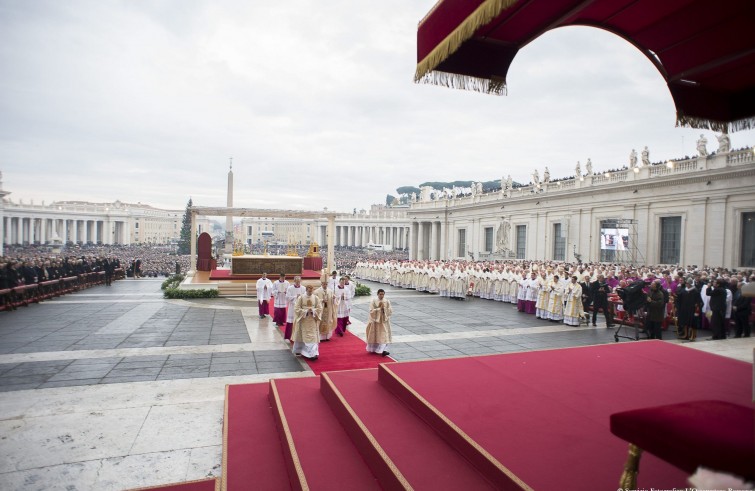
417, 70, 507, 95
414, 0, 519, 87
676, 112, 755, 133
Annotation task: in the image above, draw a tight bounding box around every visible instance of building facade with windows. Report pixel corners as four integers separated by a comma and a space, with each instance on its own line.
406, 148, 755, 269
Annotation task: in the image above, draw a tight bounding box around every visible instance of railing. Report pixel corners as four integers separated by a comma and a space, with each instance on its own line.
727, 148, 754, 166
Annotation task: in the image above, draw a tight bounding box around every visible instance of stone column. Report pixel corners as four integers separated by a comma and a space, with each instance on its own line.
16, 217, 23, 245
40, 218, 47, 245
327, 216, 336, 273
190, 211, 197, 272
418, 222, 426, 260
439, 222, 447, 260
429, 221, 437, 260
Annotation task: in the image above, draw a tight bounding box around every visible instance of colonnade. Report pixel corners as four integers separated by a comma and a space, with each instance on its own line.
2, 216, 128, 246
322, 224, 411, 250
410, 220, 445, 261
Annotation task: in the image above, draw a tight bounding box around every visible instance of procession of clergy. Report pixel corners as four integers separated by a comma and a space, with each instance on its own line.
355, 259, 612, 327
255, 272, 392, 361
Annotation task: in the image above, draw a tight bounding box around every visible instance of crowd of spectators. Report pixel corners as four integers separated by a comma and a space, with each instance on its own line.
1, 244, 190, 289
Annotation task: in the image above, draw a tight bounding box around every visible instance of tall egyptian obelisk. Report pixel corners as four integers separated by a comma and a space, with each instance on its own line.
225, 158, 233, 254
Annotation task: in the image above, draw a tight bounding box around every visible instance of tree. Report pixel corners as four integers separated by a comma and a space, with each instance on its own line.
396, 185, 421, 196
177, 198, 193, 255
385, 194, 396, 206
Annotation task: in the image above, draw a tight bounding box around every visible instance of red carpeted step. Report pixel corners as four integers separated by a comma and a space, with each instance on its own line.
223, 383, 292, 491
321, 369, 499, 490
378, 342, 753, 490
269, 377, 382, 491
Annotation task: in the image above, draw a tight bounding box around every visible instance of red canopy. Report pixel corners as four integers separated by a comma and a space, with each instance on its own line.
416, 0, 755, 132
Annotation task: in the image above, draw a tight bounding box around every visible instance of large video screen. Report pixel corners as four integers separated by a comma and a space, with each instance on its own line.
600, 228, 629, 251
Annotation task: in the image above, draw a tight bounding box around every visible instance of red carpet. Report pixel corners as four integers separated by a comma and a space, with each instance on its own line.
222, 384, 290, 491
307, 331, 394, 375
129, 478, 219, 491
379, 341, 753, 490
272, 310, 394, 374
218, 341, 751, 489
270, 377, 382, 490
209, 269, 321, 280
322, 369, 497, 489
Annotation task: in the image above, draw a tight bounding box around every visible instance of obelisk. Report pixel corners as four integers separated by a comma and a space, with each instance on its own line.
225, 158, 233, 254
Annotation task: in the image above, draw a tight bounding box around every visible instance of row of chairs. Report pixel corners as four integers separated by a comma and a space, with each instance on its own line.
0, 269, 124, 312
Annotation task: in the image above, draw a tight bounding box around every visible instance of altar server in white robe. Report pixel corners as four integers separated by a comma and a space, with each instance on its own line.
327, 270, 340, 291
292, 284, 323, 361
343, 275, 356, 325
314, 280, 337, 341
272, 274, 290, 326
284, 276, 306, 341
334, 277, 353, 336
256, 272, 273, 319
365, 289, 392, 357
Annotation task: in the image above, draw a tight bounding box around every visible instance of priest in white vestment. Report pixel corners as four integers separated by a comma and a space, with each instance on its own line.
284, 276, 306, 341
365, 289, 392, 357
547, 275, 565, 321
563, 276, 584, 326
292, 284, 323, 361
314, 280, 337, 341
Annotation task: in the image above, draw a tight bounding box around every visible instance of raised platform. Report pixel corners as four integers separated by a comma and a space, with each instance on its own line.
215, 341, 752, 490
230, 255, 302, 276
208, 269, 322, 281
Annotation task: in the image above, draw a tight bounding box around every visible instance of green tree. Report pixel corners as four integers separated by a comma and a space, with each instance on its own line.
386, 194, 396, 206
177, 198, 193, 255
396, 185, 421, 196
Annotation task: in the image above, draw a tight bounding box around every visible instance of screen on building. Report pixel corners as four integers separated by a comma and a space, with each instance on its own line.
600, 228, 629, 250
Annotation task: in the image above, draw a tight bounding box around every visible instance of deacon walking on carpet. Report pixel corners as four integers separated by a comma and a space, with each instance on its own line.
365, 289, 392, 357
292, 284, 322, 361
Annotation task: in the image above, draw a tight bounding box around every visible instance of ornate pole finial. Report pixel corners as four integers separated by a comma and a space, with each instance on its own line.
229, 157, 233, 170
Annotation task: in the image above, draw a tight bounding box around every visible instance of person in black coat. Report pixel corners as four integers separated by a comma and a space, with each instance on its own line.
706, 279, 728, 340
590, 275, 614, 327
675, 278, 701, 340
732, 282, 751, 338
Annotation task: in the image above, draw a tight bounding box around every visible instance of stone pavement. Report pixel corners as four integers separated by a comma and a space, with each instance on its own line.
0, 278, 752, 490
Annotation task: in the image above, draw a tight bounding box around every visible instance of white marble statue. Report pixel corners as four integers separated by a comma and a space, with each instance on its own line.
585, 158, 593, 176
410, 192, 417, 203
697, 134, 708, 157
641, 146, 650, 166
532, 169, 539, 185
543, 167, 550, 183
629, 149, 638, 168
476, 182, 483, 195
575, 161, 581, 178
716, 132, 730, 153
506, 175, 512, 191
496, 219, 511, 252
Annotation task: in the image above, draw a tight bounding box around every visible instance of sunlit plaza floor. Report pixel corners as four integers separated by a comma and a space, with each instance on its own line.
0, 278, 752, 490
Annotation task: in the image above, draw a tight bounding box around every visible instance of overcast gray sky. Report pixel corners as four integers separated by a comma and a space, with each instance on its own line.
2, 0, 753, 212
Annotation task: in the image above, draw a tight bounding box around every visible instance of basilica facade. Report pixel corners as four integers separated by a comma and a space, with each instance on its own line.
407, 148, 755, 269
